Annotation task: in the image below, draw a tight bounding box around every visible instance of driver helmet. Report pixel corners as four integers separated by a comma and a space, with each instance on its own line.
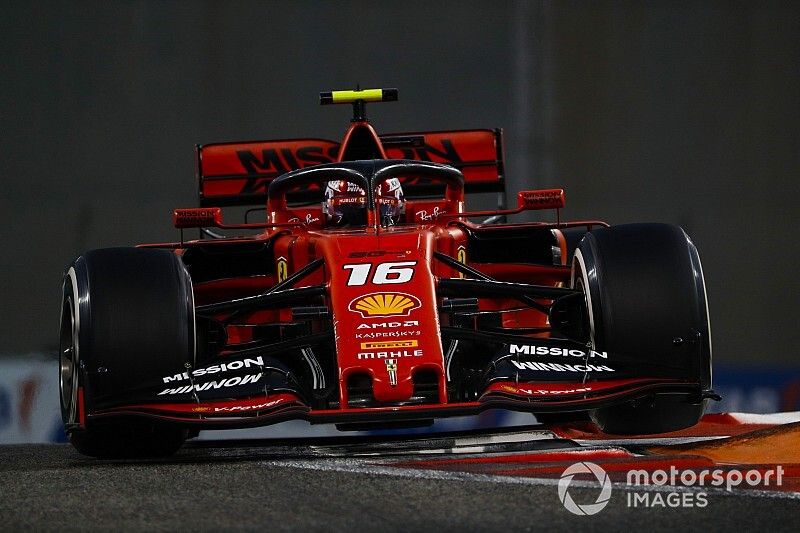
324, 177, 405, 226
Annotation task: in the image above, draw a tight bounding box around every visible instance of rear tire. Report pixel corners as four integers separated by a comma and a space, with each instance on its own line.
572, 224, 711, 434
60, 247, 194, 458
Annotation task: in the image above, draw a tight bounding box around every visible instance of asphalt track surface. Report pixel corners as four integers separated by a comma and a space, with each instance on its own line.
1, 428, 798, 532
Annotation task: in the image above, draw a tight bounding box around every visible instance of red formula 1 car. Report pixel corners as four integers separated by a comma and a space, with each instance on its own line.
59, 88, 715, 457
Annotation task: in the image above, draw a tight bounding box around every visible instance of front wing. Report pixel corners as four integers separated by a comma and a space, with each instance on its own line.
82, 327, 705, 429
87, 378, 701, 429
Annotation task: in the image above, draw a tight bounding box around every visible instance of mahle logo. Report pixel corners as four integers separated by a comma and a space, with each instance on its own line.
558, 462, 613, 516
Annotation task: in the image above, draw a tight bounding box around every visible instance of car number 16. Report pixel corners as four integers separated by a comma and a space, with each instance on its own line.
343, 261, 417, 286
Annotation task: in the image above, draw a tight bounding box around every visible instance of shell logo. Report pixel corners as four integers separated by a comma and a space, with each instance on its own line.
348, 292, 421, 318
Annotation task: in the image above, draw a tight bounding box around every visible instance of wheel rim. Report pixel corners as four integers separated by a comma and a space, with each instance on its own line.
59, 296, 77, 421
571, 249, 597, 349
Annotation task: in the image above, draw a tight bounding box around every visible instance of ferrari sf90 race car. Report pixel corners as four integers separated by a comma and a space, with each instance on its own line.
59, 88, 715, 457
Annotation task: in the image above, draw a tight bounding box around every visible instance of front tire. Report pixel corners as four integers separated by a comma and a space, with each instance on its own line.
69, 421, 188, 459
572, 224, 711, 434
60, 247, 194, 457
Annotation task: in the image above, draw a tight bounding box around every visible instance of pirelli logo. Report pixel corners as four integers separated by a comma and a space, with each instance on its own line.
359, 340, 419, 350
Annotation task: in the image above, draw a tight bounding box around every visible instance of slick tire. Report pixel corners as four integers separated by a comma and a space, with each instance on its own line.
571, 224, 712, 434
69, 421, 188, 459
59, 247, 194, 458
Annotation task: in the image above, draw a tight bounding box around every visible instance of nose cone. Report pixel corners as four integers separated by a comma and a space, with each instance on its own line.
372, 358, 414, 402
319, 230, 446, 407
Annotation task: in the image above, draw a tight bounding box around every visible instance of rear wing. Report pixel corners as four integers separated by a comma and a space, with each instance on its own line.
197, 129, 505, 206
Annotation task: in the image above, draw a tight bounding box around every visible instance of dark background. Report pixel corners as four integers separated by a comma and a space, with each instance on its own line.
1, 1, 798, 366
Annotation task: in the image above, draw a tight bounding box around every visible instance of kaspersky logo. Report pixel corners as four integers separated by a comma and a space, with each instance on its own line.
348, 292, 421, 318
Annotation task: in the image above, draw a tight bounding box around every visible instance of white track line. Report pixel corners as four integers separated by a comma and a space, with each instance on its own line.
261, 457, 800, 500
727, 412, 800, 424
574, 436, 727, 447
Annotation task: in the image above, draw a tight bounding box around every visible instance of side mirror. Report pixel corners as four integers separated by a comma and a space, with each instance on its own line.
517, 189, 565, 211
173, 207, 222, 228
